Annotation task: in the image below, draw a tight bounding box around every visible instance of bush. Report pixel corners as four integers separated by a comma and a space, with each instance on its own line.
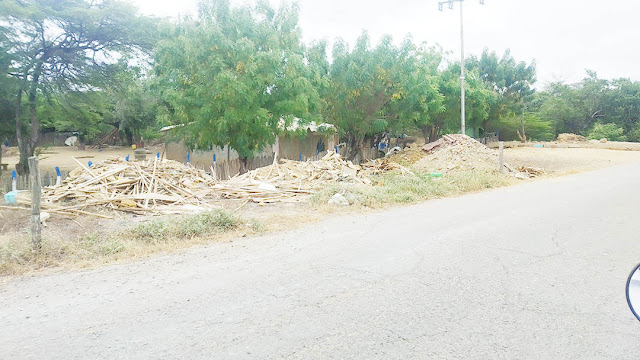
587, 123, 626, 141
129, 210, 240, 241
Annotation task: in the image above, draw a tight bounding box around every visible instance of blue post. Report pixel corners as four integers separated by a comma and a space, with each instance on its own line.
125, 155, 130, 162
88, 161, 93, 167
55, 167, 62, 187
213, 154, 216, 163
299, 154, 303, 162
334, 146, 338, 153
11, 170, 17, 192
156, 152, 160, 159
186, 153, 190, 164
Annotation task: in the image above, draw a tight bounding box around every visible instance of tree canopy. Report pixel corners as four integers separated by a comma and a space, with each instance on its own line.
153, 0, 321, 163
0, 0, 157, 171
3, 0, 640, 171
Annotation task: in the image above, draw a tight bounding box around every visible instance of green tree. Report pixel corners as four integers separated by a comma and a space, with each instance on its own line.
393, 43, 444, 143
324, 33, 440, 159
427, 63, 493, 141
153, 0, 320, 168
103, 62, 158, 145
468, 49, 538, 139
0, 0, 156, 171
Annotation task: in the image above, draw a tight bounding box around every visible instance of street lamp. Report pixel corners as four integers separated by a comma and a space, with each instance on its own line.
438, 0, 485, 136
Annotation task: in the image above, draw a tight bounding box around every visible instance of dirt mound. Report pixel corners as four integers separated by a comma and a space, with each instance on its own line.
385, 143, 427, 165
557, 133, 587, 143
412, 134, 503, 173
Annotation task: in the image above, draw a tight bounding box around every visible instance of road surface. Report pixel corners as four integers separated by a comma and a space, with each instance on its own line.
2, 163, 640, 359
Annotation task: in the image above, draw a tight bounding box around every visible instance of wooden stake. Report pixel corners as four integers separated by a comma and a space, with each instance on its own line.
498, 141, 504, 173
28, 157, 42, 250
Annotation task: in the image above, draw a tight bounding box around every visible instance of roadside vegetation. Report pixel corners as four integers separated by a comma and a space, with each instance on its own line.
313, 170, 516, 207
0, 210, 246, 276
0, 168, 521, 276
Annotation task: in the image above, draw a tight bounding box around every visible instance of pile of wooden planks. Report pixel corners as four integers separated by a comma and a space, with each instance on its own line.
40, 157, 218, 216
360, 158, 414, 176
213, 152, 373, 203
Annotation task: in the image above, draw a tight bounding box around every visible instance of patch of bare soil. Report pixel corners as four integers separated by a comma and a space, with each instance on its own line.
503, 147, 640, 175
2, 145, 163, 174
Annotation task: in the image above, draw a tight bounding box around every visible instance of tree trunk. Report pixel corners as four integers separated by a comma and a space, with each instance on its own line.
239, 157, 249, 174
15, 89, 30, 174
419, 125, 430, 144
345, 134, 364, 162
420, 124, 441, 144
125, 128, 134, 146
16, 69, 42, 174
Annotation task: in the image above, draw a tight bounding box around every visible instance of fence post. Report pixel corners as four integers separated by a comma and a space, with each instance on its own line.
55, 167, 62, 186
11, 170, 17, 192
498, 141, 504, 174
28, 157, 42, 250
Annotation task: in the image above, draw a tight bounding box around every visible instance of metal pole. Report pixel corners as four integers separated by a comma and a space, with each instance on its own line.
439, 0, 485, 136
459, 0, 466, 136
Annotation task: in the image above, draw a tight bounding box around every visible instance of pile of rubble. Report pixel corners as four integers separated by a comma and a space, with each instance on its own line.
410, 134, 537, 177
41, 157, 218, 216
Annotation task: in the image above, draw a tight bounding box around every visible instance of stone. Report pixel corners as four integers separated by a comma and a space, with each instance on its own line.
328, 193, 349, 206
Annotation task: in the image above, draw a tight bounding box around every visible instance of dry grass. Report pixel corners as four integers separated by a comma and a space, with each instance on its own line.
0, 210, 249, 277
311, 170, 518, 207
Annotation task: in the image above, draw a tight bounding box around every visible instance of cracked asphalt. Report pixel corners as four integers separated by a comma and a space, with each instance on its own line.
2, 162, 640, 359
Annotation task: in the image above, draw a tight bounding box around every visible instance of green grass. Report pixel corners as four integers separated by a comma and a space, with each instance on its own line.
129, 210, 241, 242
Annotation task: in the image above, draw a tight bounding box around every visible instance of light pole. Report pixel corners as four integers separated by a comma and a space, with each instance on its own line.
438, 0, 485, 136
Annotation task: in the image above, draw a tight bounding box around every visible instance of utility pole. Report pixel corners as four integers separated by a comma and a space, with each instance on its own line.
438, 0, 485, 136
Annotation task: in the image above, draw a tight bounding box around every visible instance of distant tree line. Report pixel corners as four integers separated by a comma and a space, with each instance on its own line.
1, 0, 639, 172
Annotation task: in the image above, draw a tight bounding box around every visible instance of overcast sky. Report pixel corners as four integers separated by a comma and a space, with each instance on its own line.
129, 0, 640, 88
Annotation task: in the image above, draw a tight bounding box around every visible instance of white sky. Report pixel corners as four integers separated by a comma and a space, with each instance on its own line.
129, 0, 640, 87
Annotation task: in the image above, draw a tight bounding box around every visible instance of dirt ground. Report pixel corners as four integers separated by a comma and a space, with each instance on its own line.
1, 145, 164, 174
503, 147, 640, 175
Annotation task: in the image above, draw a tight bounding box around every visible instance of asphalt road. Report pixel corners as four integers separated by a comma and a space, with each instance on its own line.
2, 163, 640, 359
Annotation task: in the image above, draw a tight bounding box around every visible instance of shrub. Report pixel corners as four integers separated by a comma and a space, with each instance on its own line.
587, 123, 626, 141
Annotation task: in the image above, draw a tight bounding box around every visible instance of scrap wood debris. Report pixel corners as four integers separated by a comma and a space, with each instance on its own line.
214, 151, 373, 203
516, 165, 545, 177
360, 157, 415, 176
38, 157, 218, 216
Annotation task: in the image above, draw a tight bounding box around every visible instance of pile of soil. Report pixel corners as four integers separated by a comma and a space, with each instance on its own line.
387, 134, 537, 177
557, 133, 587, 143
386, 143, 427, 165
413, 134, 503, 173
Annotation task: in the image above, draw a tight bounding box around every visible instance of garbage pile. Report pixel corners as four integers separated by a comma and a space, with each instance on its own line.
41, 157, 218, 216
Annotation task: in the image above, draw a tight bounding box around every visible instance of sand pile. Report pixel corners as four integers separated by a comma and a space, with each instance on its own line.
557, 133, 587, 143
413, 134, 504, 173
